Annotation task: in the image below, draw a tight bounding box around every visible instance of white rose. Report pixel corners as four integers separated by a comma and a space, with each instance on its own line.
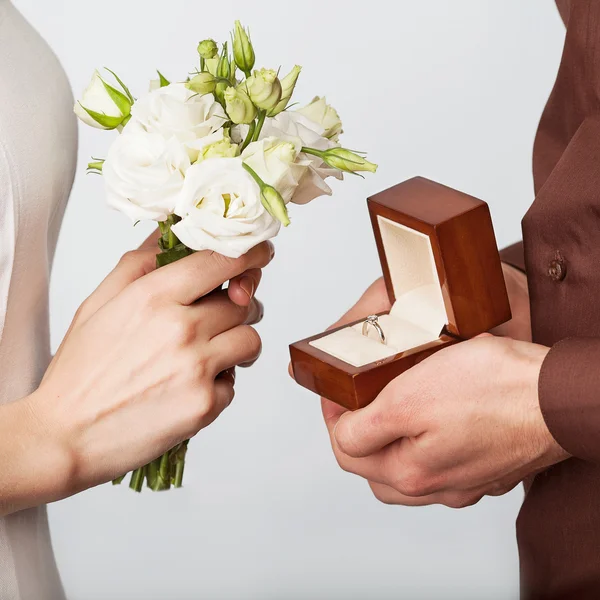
103, 130, 190, 222
258, 112, 343, 205
74, 70, 130, 130
241, 137, 302, 202
296, 96, 343, 141
128, 83, 227, 160
172, 158, 280, 258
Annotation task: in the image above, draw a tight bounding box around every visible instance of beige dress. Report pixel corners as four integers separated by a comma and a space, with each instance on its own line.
0, 1, 77, 598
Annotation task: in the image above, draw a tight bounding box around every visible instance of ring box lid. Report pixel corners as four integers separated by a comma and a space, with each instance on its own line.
369, 177, 509, 339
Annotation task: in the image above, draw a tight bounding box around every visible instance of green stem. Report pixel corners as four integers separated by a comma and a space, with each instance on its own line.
129, 467, 146, 493
174, 441, 189, 488
200, 57, 206, 72
112, 474, 126, 486
240, 121, 256, 152
252, 110, 266, 142
300, 146, 324, 159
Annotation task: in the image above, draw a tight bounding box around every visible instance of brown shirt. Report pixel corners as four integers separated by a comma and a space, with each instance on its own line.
501, 1, 600, 598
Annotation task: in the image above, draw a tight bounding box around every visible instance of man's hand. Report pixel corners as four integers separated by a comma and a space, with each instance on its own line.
320, 276, 568, 508
324, 334, 569, 508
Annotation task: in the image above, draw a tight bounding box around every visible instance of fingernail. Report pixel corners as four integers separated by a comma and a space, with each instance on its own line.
239, 276, 255, 300
256, 299, 264, 321
267, 241, 275, 259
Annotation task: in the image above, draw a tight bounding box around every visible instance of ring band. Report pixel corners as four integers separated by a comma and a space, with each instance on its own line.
362, 315, 386, 345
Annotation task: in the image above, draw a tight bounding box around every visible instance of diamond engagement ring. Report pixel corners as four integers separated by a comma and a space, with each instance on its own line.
361, 315, 386, 345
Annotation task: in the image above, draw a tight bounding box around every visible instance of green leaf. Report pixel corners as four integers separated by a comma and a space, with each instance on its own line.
80, 105, 124, 129
157, 70, 170, 87
104, 67, 135, 103
100, 79, 131, 117
155, 244, 194, 268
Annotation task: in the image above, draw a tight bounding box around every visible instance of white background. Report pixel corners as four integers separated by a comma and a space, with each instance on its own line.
12, 1, 565, 599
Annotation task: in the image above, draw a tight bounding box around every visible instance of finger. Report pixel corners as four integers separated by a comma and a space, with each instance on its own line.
330, 277, 392, 330
206, 378, 236, 424
368, 481, 483, 509
75, 247, 158, 325
210, 325, 262, 373
321, 397, 348, 434
321, 398, 393, 484
140, 241, 274, 306
228, 269, 263, 307
333, 376, 424, 459
193, 291, 263, 339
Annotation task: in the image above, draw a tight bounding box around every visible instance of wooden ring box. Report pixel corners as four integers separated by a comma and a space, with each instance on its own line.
289, 177, 511, 411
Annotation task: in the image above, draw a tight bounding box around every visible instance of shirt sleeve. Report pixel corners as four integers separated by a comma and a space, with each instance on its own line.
538, 338, 600, 462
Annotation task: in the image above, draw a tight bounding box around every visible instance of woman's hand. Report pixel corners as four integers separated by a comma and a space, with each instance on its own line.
0, 239, 273, 515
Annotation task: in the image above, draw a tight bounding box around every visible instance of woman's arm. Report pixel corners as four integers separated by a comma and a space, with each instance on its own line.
0, 396, 72, 516
0, 240, 273, 517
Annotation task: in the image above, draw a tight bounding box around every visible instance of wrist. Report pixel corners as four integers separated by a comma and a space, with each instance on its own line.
0, 391, 75, 515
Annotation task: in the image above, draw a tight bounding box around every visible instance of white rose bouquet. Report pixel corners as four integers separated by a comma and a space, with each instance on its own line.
75, 21, 377, 492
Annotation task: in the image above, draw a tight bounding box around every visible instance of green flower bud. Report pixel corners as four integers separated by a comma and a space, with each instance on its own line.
224, 86, 258, 124
232, 20, 255, 76
199, 138, 240, 161
215, 81, 229, 106
205, 57, 220, 76
267, 65, 302, 117
246, 69, 282, 111
186, 72, 217, 95
242, 162, 290, 226
324, 148, 378, 173
303, 147, 377, 174
198, 39, 218, 60
261, 185, 290, 227
217, 42, 232, 80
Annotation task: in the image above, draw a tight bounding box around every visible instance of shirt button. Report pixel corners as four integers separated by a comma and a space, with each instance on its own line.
548, 255, 567, 281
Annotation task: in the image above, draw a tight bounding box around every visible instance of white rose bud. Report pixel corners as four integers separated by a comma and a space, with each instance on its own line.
74, 70, 132, 130
224, 86, 258, 124
246, 69, 282, 111
172, 158, 280, 258
242, 137, 301, 202
198, 137, 240, 161
297, 97, 343, 141
267, 65, 302, 117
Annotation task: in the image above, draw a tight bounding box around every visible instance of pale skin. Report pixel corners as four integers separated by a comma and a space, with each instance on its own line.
0, 232, 274, 517
318, 265, 571, 508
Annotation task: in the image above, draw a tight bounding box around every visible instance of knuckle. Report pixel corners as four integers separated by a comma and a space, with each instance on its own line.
369, 482, 396, 505
393, 466, 431, 497
188, 389, 216, 433
212, 251, 244, 277
167, 312, 196, 347
444, 493, 482, 510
